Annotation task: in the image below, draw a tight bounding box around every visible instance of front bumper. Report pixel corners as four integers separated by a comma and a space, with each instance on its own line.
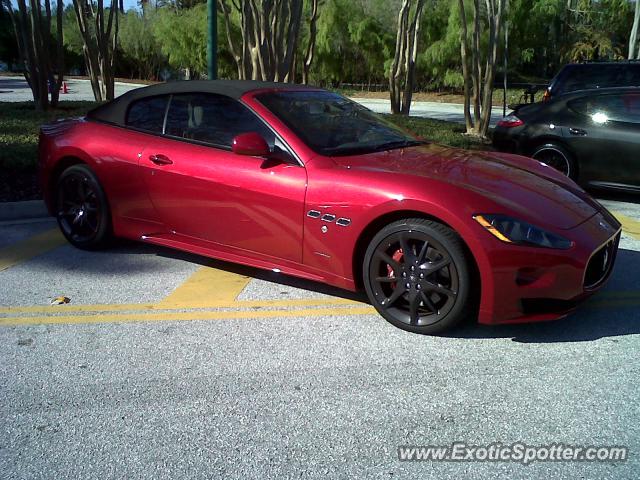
478, 209, 621, 325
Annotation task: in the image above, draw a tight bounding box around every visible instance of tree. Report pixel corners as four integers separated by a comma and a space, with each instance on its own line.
420, 0, 467, 90
562, 0, 630, 62
630, 0, 640, 59
458, 0, 507, 139
302, 0, 319, 84
218, 0, 307, 82
0, 2, 19, 68
153, 4, 207, 78
119, 9, 164, 80
389, 0, 425, 114
72, 0, 119, 101
2, 0, 65, 110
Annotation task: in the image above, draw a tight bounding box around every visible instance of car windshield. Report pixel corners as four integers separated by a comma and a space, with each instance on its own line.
256, 90, 424, 156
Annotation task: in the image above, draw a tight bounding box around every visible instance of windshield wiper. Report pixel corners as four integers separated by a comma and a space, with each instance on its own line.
371, 140, 426, 152
323, 139, 426, 156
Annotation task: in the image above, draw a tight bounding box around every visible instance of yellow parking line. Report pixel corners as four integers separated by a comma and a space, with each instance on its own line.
157, 266, 254, 307
0, 228, 66, 272
0, 305, 377, 327
0, 297, 364, 315
611, 211, 640, 240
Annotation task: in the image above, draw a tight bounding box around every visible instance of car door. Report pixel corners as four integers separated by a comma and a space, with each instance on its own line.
565, 92, 640, 187
102, 94, 169, 229
141, 93, 307, 263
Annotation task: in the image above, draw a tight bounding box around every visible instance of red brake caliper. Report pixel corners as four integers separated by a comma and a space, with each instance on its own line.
388, 249, 404, 289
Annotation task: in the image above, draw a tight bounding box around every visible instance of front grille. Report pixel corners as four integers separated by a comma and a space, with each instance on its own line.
584, 233, 620, 289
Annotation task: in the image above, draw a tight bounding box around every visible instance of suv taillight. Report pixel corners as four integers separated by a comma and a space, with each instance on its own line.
542, 89, 551, 102
496, 115, 524, 128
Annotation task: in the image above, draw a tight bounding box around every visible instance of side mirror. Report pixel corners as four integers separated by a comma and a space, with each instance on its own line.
232, 132, 270, 157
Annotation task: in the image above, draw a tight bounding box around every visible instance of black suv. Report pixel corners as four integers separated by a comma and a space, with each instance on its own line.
543, 62, 640, 101
493, 87, 640, 193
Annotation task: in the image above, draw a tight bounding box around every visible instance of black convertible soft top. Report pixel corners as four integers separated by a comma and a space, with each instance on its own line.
86, 79, 316, 126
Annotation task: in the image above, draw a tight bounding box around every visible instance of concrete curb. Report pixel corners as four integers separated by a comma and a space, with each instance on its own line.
0, 200, 49, 221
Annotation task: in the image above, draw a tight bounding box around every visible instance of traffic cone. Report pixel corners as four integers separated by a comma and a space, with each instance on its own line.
62, 81, 68, 94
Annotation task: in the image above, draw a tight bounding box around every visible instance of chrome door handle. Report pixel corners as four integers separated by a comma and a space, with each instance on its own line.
569, 127, 587, 136
149, 154, 173, 165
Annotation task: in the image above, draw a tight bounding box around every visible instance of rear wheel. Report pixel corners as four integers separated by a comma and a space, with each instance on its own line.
56, 164, 112, 250
531, 143, 577, 180
363, 218, 474, 334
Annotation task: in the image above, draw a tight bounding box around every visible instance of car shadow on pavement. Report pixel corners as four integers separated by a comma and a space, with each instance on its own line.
447, 248, 640, 343
147, 241, 368, 302
19, 237, 639, 341
152, 243, 640, 343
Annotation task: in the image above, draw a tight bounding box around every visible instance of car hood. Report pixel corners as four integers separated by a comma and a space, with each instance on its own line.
332, 143, 599, 230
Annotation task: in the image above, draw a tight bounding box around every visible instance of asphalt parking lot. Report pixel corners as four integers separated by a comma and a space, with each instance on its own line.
0, 196, 639, 479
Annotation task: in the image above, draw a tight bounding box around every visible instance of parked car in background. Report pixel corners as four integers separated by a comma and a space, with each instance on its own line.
543, 62, 640, 102
493, 87, 640, 193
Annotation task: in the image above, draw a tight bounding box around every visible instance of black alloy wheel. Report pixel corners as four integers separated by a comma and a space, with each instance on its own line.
56, 164, 112, 250
363, 219, 474, 334
531, 144, 576, 179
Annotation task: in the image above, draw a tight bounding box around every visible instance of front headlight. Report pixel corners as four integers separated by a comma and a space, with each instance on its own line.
473, 214, 573, 250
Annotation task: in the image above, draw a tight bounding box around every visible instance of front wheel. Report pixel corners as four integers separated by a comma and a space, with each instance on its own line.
56, 164, 112, 250
363, 218, 475, 334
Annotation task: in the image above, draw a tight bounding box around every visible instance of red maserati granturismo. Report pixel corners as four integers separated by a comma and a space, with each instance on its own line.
39, 80, 621, 334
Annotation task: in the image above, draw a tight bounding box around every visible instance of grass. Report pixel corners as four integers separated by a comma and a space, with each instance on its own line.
385, 114, 490, 150
0, 102, 95, 170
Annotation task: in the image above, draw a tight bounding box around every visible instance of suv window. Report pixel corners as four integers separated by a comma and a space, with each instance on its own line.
568, 93, 640, 124
126, 96, 168, 133
164, 93, 275, 148
553, 64, 640, 95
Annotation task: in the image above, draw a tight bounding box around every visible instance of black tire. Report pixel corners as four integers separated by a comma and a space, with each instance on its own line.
363, 218, 474, 334
531, 143, 577, 180
55, 164, 112, 250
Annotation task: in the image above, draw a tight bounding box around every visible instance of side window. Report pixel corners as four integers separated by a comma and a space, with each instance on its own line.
558, 66, 624, 94
164, 93, 275, 149
126, 96, 168, 133
569, 94, 640, 125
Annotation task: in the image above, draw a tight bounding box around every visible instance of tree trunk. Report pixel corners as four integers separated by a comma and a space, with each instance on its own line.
459, 0, 507, 139
73, 0, 118, 102
630, 0, 640, 59
219, 0, 311, 82
218, 0, 243, 78
49, 0, 65, 107
478, 0, 505, 138
389, 0, 410, 114
458, 0, 473, 132
5, 0, 65, 111
389, 0, 425, 116
401, 0, 424, 114
471, 0, 481, 133
302, 0, 318, 84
